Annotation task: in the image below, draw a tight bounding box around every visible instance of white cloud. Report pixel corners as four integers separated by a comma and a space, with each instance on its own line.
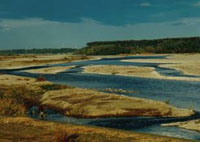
172, 17, 200, 25
0, 17, 199, 49
140, 2, 151, 7
193, 1, 200, 7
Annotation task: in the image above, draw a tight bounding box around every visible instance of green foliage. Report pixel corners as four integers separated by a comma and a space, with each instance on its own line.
76, 37, 200, 55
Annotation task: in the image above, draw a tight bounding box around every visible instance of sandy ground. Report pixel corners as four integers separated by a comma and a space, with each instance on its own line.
0, 117, 193, 142
83, 65, 162, 78
0, 54, 92, 69
162, 119, 200, 133
25, 66, 74, 74
122, 54, 200, 76
41, 87, 194, 118
83, 65, 200, 81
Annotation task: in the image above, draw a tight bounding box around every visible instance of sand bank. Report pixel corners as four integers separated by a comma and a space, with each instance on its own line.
83, 65, 200, 81
162, 119, 200, 133
122, 54, 200, 76
25, 66, 74, 74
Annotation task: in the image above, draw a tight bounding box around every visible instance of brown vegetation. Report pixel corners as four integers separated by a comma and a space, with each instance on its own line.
0, 54, 92, 69
0, 117, 193, 142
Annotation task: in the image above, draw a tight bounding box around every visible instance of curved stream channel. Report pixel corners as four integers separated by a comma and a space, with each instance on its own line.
2, 55, 200, 140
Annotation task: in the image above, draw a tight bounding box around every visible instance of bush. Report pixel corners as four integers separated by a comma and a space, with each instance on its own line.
36, 75, 46, 82
55, 128, 79, 142
164, 99, 170, 104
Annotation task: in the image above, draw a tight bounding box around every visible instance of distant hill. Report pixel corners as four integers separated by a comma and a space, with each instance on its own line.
0, 48, 77, 55
77, 37, 200, 55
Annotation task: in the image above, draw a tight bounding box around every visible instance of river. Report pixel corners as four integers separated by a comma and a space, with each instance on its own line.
2, 55, 200, 140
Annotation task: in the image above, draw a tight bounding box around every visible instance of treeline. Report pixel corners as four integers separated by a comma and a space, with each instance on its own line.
77, 37, 200, 55
0, 48, 77, 55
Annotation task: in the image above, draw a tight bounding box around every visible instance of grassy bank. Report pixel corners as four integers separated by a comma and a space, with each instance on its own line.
0, 54, 91, 69
0, 116, 195, 142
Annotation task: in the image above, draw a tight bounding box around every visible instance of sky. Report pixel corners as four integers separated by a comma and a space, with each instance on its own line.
0, 0, 200, 49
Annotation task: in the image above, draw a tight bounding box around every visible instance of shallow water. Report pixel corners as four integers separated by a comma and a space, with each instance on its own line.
3, 55, 200, 140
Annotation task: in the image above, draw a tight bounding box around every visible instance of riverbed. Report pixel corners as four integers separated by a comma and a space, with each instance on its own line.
2, 55, 200, 140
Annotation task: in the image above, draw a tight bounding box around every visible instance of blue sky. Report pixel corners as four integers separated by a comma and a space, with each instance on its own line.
0, 0, 200, 49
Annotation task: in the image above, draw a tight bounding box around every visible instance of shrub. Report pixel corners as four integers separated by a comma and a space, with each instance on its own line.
36, 75, 46, 82
55, 128, 79, 142
164, 99, 170, 104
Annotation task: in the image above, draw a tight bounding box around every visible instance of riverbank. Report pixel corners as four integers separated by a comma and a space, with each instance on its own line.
0, 116, 194, 142
0, 54, 92, 69
41, 87, 195, 118
0, 74, 194, 118
24, 66, 75, 74
83, 65, 200, 82
162, 119, 200, 133
122, 54, 200, 76
83, 65, 162, 78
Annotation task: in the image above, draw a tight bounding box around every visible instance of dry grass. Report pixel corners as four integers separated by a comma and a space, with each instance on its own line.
0, 116, 193, 142
0, 85, 43, 116
0, 74, 71, 116
54, 128, 79, 142
0, 54, 91, 69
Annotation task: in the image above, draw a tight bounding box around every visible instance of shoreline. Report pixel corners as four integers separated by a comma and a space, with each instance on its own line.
0, 54, 96, 70
162, 119, 200, 133
122, 54, 200, 77
0, 116, 193, 142
0, 74, 194, 118
24, 66, 75, 74
83, 65, 200, 82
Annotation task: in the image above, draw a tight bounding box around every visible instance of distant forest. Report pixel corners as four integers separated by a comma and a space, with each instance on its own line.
1, 37, 200, 55
0, 48, 77, 55
76, 37, 200, 55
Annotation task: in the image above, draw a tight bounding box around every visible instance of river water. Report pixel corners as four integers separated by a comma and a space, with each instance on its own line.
3, 55, 200, 140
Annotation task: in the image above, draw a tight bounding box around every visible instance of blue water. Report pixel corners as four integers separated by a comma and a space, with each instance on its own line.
2, 55, 200, 140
